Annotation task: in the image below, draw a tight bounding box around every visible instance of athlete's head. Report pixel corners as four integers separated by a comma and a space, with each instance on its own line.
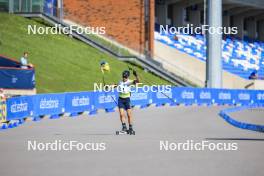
23, 51, 28, 58
122, 70, 130, 81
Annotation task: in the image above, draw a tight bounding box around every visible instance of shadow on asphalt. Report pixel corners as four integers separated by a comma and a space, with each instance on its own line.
205, 138, 264, 141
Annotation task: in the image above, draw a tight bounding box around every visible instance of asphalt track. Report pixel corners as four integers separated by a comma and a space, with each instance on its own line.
0, 106, 263, 176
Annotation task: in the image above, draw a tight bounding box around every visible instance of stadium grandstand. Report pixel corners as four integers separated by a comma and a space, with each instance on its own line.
2, 0, 264, 89
155, 24, 264, 79
154, 0, 264, 89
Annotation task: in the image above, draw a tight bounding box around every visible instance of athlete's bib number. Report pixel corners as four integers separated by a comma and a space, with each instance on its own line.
119, 83, 130, 94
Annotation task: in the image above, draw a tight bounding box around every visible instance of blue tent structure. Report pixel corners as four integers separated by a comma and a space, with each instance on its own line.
0, 55, 35, 89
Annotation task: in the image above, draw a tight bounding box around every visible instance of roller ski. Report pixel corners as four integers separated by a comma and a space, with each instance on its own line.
127, 128, 135, 135
116, 129, 135, 135
116, 124, 135, 135
127, 124, 135, 135
116, 123, 128, 135
116, 130, 128, 135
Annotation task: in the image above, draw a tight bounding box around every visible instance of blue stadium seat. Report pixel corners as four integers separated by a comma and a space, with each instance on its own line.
154, 23, 264, 80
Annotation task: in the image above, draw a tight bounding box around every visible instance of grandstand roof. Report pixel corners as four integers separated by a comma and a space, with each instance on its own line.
163, 0, 264, 9
160, 0, 264, 20
226, 0, 264, 9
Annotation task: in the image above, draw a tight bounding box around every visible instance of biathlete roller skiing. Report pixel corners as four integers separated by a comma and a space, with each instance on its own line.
115, 69, 139, 135
100, 61, 139, 135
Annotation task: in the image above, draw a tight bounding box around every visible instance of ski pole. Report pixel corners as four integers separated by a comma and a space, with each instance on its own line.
127, 65, 176, 103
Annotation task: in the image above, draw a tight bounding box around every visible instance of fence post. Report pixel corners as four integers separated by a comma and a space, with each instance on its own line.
9, 0, 14, 13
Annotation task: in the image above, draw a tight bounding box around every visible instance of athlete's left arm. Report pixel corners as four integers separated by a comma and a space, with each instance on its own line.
132, 70, 140, 84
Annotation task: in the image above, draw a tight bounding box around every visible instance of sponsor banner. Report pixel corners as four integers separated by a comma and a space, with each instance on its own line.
130, 88, 151, 106
6, 96, 34, 120
233, 89, 254, 105
212, 89, 235, 105
93, 91, 118, 110
33, 93, 65, 116
4, 87, 264, 121
196, 88, 214, 105
152, 89, 173, 105
65, 92, 93, 113
173, 87, 197, 104
253, 90, 264, 105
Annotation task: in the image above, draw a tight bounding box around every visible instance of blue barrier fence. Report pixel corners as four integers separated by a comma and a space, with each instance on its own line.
5, 87, 264, 121
219, 106, 264, 132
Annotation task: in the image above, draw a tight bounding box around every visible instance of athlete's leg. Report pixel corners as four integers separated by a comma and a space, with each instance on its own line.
125, 98, 133, 131
119, 108, 127, 131
126, 108, 134, 132
119, 108, 126, 123
126, 109, 133, 125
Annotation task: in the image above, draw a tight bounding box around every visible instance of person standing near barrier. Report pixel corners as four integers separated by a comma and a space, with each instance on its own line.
0, 89, 6, 123
115, 70, 139, 134
20, 52, 33, 69
249, 70, 258, 80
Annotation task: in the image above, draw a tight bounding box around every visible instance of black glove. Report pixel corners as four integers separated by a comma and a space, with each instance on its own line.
133, 70, 137, 77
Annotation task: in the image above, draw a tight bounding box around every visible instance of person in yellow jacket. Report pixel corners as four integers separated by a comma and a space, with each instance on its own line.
0, 89, 6, 123
116, 70, 139, 134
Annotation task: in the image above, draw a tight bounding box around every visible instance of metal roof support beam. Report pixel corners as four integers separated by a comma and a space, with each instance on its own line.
206, 0, 223, 88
